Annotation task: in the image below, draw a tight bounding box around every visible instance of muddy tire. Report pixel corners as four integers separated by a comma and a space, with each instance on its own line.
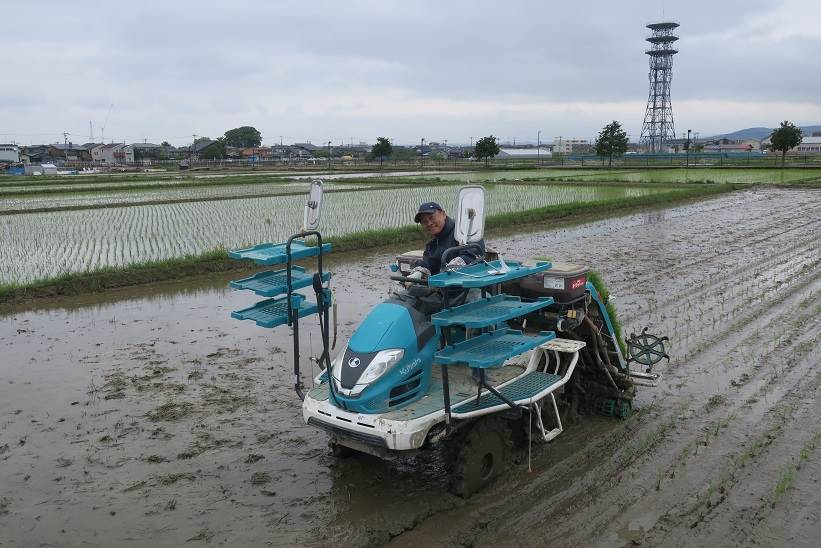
451, 417, 512, 498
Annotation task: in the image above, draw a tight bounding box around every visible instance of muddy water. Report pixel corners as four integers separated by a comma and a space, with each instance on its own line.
1, 188, 819, 547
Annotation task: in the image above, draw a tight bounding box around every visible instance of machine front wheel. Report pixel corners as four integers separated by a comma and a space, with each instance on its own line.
329, 441, 356, 458
451, 417, 512, 497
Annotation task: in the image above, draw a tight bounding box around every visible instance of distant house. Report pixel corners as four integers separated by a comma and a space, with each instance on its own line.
49, 143, 92, 162
292, 143, 320, 154
703, 138, 761, 153
129, 143, 162, 164
91, 143, 131, 163
191, 139, 216, 160
0, 144, 20, 163
19, 145, 51, 164
240, 146, 273, 160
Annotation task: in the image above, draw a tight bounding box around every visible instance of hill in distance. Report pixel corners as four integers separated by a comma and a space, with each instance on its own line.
708, 125, 821, 141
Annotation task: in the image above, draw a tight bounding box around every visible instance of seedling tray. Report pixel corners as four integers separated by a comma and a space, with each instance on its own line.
434, 329, 556, 369
428, 260, 551, 289
231, 293, 318, 329
229, 239, 332, 265
431, 295, 554, 328
230, 266, 331, 297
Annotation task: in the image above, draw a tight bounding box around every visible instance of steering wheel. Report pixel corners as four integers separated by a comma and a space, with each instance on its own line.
440, 243, 485, 268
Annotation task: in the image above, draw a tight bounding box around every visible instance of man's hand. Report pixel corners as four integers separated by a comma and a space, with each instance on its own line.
444, 256, 467, 271
403, 266, 430, 288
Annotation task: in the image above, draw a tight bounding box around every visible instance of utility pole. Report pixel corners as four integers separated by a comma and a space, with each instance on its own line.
327, 141, 332, 172
420, 138, 425, 170
537, 130, 541, 166
685, 129, 691, 168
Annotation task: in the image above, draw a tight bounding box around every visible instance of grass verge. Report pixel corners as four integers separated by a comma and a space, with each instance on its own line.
0, 183, 739, 304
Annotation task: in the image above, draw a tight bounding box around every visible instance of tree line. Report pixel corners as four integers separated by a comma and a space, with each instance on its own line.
196, 121, 804, 167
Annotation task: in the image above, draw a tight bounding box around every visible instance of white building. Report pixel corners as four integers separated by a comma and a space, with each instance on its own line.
553, 138, 589, 154
0, 144, 20, 163
91, 143, 133, 163
793, 136, 821, 153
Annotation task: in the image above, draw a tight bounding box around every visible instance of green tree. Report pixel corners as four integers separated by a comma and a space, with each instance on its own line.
474, 135, 500, 167
595, 120, 629, 167
202, 138, 226, 159
224, 126, 262, 148
370, 137, 393, 170
769, 121, 802, 167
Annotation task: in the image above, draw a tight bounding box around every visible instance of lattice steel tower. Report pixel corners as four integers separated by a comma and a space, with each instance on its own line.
639, 22, 679, 153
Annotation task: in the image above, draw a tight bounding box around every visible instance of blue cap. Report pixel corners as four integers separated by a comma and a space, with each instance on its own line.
414, 201, 443, 222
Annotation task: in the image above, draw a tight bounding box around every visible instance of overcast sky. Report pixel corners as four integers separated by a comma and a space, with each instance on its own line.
2, 0, 820, 146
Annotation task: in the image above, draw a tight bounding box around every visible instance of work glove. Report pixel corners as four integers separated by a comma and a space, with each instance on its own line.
404, 266, 430, 289
444, 256, 467, 271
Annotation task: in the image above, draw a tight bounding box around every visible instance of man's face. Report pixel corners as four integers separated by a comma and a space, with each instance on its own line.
418, 209, 446, 237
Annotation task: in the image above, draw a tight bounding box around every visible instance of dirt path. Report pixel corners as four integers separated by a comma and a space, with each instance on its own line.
0, 187, 818, 547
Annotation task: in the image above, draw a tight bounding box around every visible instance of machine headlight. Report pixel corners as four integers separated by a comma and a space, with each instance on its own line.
358, 349, 404, 385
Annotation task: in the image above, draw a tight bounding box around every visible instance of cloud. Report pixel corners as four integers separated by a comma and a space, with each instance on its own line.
1, 0, 819, 145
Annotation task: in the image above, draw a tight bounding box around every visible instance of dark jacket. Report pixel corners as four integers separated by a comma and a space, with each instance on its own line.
419, 217, 485, 275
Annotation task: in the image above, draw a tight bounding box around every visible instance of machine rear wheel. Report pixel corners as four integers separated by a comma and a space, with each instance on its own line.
451, 417, 512, 497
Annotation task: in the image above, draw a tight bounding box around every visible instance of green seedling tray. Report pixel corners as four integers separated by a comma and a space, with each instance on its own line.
229, 239, 332, 266
434, 329, 556, 369
428, 260, 551, 289
431, 295, 554, 328
231, 293, 318, 328
230, 266, 331, 297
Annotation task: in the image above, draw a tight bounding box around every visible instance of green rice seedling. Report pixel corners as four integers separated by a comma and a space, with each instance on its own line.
769, 466, 796, 508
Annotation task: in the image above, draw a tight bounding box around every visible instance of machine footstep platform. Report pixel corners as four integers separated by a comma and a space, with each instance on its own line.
451, 370, 563, 416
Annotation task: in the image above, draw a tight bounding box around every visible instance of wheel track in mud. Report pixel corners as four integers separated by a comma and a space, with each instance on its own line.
620, 231, 820, 327
619, 199, 821, 328
404, 263, 821, 548
387, 188, 821, 547
562, 277, 821, 547
473, 270, 821, 547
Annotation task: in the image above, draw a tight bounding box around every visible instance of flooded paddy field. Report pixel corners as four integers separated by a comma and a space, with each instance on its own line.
0, 181, 376, 214
1, 183, 681, 285
0, 187, 819, 547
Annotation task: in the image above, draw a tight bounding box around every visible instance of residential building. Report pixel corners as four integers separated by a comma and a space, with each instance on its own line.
793, 136, 821, 154
293, 143, 320, 154
553, 138, 589, 154
49, 143, 92, 162
91, 143, 131, 163
0, 144, 20, 163
130, 143, 163, 164
19, 145, 52, 164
